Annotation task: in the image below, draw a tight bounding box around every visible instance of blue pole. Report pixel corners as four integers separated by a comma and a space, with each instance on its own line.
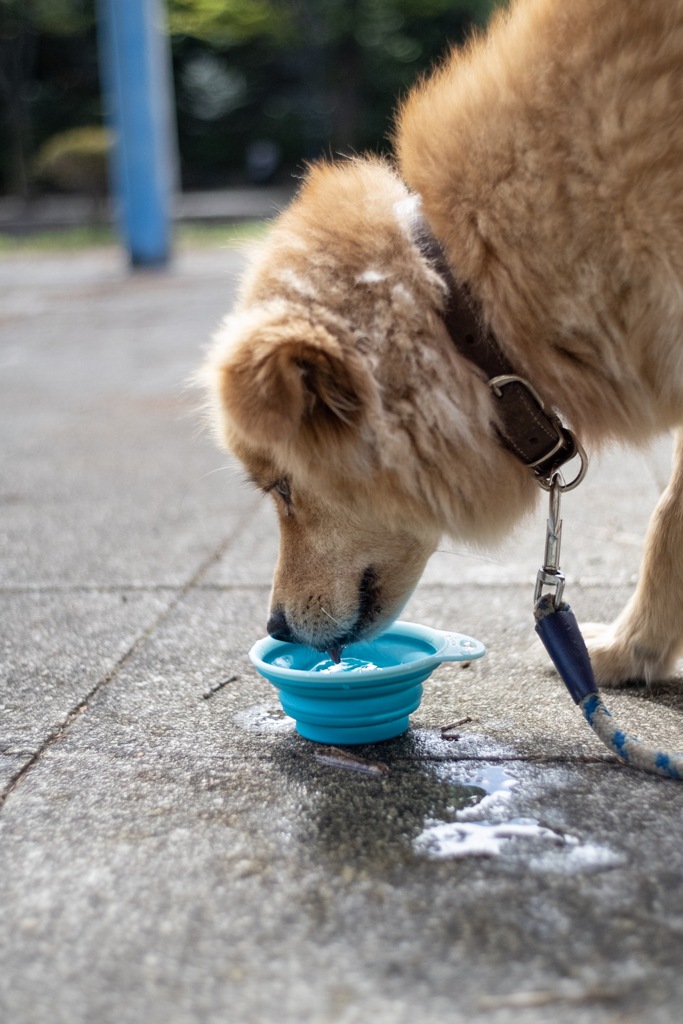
97, 0, 176, 267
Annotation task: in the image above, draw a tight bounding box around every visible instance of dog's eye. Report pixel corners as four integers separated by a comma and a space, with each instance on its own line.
274, 478, 291, 502
264, 477, 293, 513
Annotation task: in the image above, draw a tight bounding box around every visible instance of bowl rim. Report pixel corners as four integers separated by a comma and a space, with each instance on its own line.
248, 619, 485, 686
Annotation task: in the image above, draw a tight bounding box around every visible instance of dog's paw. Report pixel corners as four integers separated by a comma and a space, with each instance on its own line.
581, 621, 675, 688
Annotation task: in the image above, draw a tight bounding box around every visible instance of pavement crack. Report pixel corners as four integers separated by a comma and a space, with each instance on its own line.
395, 753, 618, 767
0, 618, 164, 810
0, 525, 247, 811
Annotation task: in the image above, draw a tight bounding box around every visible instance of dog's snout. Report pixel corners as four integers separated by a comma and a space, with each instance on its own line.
266, 607, 295, 642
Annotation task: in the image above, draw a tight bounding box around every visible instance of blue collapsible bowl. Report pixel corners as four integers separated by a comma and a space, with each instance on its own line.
248, 620, 485, 745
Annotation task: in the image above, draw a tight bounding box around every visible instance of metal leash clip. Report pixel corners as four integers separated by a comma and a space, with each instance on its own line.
534, 474, 565, 610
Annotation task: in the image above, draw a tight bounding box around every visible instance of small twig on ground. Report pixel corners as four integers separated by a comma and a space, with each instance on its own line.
313, 746, 390, 777
441, 716, 473, 740
202, 675, 238, 700
478, 985, 619, 1010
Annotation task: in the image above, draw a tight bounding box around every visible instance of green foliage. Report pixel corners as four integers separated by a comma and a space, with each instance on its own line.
33, 125, 110, 193
166, 0, 501, 47
0, 0, 94, 37
167, 0, 293, 45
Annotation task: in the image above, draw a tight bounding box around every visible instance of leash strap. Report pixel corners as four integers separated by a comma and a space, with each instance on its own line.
533, 484, 683, 780
534, 598, 598, 704
535, 597, 683, 780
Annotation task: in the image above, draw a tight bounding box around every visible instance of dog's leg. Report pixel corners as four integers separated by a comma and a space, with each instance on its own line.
584, 430, 683, 687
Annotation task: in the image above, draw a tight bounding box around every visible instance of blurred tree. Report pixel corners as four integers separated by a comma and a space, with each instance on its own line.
169, 0, 503, 185
0, 0, 96, 196
0, 0, 503, 195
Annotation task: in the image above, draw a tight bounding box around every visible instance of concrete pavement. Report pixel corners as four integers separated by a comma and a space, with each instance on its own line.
2, 237, 683, 1024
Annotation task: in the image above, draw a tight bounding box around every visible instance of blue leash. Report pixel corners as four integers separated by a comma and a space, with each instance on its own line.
533, 478, 683, 780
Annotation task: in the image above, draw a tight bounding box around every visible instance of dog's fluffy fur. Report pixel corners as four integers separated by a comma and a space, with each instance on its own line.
204, 0, 683, 685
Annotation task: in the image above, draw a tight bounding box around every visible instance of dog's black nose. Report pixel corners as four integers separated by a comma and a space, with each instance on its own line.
266, 607, 295, 642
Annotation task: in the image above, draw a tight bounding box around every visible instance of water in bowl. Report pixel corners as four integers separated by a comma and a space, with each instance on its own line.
312, 656, 380, 674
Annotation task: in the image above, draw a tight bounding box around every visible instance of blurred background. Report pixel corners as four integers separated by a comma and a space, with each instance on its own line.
0, 0, 500, 205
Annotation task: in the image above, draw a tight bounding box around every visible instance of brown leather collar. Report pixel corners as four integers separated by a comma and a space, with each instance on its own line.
402, 197, 584, 487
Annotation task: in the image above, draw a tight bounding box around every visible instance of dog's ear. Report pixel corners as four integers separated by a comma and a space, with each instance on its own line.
211, 309, 373, 447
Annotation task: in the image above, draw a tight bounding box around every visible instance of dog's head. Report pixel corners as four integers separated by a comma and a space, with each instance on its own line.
204, 158, 535, 655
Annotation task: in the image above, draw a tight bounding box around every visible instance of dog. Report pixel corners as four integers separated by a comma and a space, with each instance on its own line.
203, 0, 683, 686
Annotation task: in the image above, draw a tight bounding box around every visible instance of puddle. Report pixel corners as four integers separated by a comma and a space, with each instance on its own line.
231, 714, 628, 873
413, 763, 625, 871
233, 704, 295, 734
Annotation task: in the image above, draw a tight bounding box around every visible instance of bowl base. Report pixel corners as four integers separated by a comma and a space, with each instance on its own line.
295, 716, 410, 745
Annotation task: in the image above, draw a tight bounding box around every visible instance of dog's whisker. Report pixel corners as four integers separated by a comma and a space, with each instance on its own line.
319, 606, 378, 653
196, 465, 241, 483
319, 606, 345, 628
434, 547, 505, 567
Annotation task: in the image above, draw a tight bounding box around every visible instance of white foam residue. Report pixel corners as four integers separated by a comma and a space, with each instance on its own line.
413, 819, 562, 860
455, 777, 518, 822
529, 842, 627, 875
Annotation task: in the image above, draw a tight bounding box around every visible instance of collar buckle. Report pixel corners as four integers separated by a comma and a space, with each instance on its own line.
487, 373, 587, 490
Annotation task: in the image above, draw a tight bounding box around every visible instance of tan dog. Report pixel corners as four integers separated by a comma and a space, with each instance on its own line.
204, 0, 683, 685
